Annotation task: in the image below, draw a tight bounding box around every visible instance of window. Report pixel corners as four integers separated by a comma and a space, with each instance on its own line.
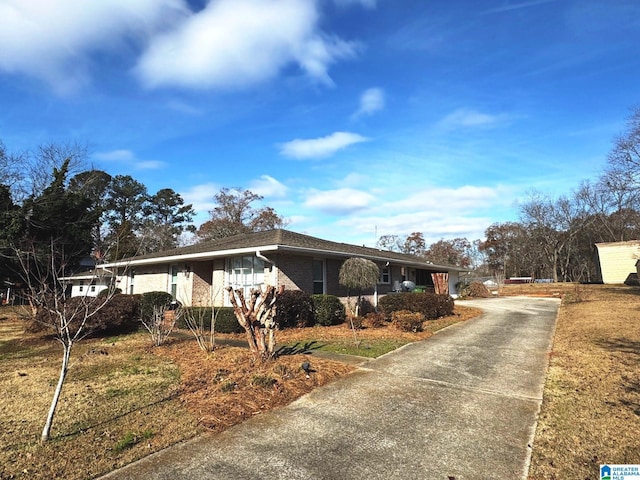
227, 255, 265, 297
129, 271, 135, 295
313, 259, 325, 294
379, 265, 390, 284
79, 280, 84, 292
170, 265, 179, 299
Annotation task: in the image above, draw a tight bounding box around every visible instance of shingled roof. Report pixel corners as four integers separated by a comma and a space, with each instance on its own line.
103, 229, 466, 271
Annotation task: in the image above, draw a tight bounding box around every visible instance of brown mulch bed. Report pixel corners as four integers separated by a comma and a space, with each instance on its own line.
155, 339, 354, 433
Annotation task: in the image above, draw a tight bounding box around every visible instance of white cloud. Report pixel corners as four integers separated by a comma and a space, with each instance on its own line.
386, 186, 500, 211
326, 184, 511, 245
136, 0, 357, 90
249, 175, 289, 198
304, 188, 375, 214
93, 149, 166, 170
438, 108, 510, 129
0, 0, 186, 94
0, 0, 361, 93
180, 182, 220, 220
279, 131, 369, 159
352, 87, 385, 118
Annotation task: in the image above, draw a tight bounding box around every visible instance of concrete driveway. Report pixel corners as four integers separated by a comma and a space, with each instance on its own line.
100, 296, 560, 480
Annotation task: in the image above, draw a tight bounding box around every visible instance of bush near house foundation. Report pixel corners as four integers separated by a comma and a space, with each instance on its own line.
275, 290, 314, 328
30, 294, 141, 336
177, 307, 244, 334
140, 292, 174, 319
311, 294, 346, 326
379, 292, 454, 321
392, 310, 425, 332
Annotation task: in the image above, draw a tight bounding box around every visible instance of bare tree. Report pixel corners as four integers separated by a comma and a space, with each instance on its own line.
608, 105, 640, 187
140, 303, 180, 347
375, 234, 403, 252
198, 188, 287, 241
519, 191, 593, 282
15, 241, 118, 442
402, 231, 426, 256
227, 284, 283, 360
182, 286, 223, 352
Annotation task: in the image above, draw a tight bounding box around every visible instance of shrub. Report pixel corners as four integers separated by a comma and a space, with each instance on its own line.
358, 297, 375, 316
91, 294, 142, 335
97, 287, 121, 297
311, 295, 346, 326
364, 311, 386, 328
32, 294, 141, 337
140, 291, 174, 321
178, 307, 244, 334
379, 292, 454, 320
275, 290, 314, 329
392, 310, 424, 332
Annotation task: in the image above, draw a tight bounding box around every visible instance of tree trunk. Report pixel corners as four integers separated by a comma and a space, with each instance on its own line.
41, 342, 72, 442
227, 286, 282, 360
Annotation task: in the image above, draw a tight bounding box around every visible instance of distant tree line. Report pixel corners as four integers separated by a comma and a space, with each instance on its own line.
376, 106, 640, 282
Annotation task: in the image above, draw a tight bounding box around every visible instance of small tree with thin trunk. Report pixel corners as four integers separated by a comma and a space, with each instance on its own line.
183, 286, 223, 352
15, 241, 119, 442
339, 258, 380, 343
227, 284, 283, 360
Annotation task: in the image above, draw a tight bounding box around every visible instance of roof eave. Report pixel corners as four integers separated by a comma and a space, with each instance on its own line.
98, 242, 468, 273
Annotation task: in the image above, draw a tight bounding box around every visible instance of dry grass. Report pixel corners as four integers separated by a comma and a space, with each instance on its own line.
0, 303, 477, 479
527, 285, 640, 479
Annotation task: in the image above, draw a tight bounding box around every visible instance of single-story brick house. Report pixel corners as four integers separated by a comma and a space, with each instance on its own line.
594, 240, 640, 285
63, 229, 468, 306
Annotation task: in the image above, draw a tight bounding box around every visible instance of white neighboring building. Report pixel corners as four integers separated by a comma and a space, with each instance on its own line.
594, 241, 640, 284
62, 271, 114, 297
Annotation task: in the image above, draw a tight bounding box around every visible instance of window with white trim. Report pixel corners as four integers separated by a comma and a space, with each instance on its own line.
170, 265, 179, 299
379, 265, 390, 284
227, 255, 265, 297
312, 259, 325, 294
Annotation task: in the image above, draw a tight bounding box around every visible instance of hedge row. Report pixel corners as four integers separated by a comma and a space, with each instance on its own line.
276, 292, 346, 328
177, 307, 244, 334
378, 292, 454, 320
30, 291, 350, 337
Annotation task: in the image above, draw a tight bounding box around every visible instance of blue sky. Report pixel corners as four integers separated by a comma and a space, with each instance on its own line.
1, 0, 639, 247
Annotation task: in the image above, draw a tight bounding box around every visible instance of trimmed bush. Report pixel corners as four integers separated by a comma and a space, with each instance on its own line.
379, 292, 454, 321
311, 294, 346, 326
216, 307, 245, 333
275, 290, 314, 329
32, 294, 141, 337
140, 291, 174, 321
364, 311, 386, 328
178, 307, 243, 334
97, 287, 122, 297
392, 310, 424, 332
